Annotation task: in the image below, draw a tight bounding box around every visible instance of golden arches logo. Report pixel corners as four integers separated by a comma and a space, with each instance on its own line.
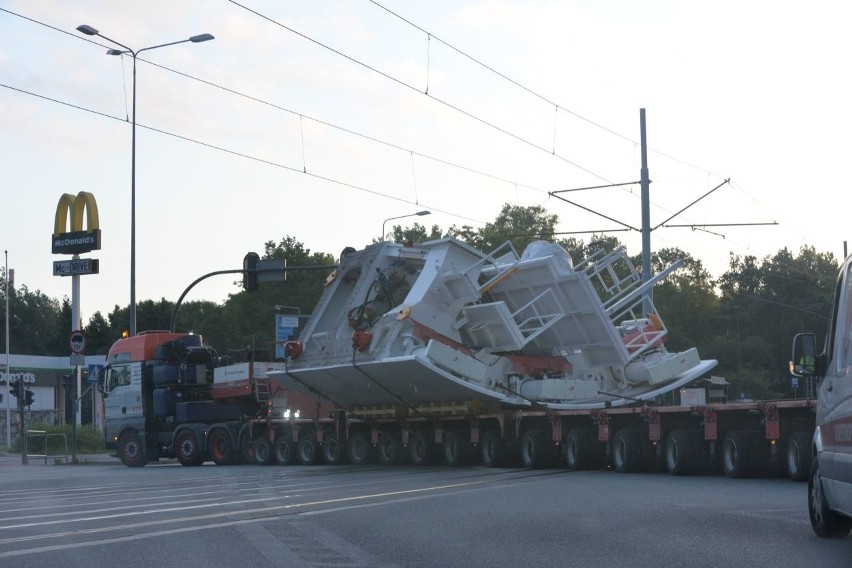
54, 191, 99, 236
51, 191, 101, 255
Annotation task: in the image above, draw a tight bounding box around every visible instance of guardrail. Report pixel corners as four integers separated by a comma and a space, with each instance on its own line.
25, 430, 69, 464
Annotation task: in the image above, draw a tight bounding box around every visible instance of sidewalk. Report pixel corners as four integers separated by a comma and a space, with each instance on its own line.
0, 452, 120, 466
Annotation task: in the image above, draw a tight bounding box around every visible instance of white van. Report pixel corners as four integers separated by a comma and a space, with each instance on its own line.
792, 255, 852, 538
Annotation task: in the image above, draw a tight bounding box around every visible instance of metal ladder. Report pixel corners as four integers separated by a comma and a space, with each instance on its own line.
254, 376, 271, 403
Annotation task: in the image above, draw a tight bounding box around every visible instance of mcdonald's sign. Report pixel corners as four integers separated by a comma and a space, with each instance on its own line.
52, 191, 102, 255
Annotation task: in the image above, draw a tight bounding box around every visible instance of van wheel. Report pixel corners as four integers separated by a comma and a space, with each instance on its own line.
809, 458, 852, 538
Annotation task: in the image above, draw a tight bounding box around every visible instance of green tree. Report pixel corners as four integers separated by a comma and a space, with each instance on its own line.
449, 203, 558, 254
0, 276, 65, 355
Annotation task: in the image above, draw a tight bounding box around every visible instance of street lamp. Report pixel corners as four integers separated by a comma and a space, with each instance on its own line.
76, 25, 214, 337
381, 210, 431, 242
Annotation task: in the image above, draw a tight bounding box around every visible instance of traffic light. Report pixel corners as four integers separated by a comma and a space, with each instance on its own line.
24, 389, 34, 408
243, 252, 260, 292
9, 377, 21, 398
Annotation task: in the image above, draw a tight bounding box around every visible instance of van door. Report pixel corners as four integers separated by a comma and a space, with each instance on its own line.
821, 259, 852, 512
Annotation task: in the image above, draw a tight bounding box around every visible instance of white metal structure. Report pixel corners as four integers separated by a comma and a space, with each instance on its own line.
270, 238, 716, 410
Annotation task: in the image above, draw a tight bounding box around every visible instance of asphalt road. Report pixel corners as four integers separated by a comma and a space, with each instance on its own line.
0, 460, 849, 568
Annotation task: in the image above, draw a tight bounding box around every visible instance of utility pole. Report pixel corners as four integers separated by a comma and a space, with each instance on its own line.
640, 108, 652, 315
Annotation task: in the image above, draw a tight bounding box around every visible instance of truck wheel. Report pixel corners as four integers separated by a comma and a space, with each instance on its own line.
722, 430, 755, 478
322, 434, 347, 465
175, 430, 204, 466
809, 457, 852, 538
208, 428, 237, 465
273, 437, 298, 465
480, 430, 507, 468
118, 431, 148, 468
566, 429, 601, 471
665, 430, 695, 476
410, 431, 438, 466
348, 432, 376, 465
520, 429, 550, 470
253, 438, 274, 465
787, 431, 812, 482
443, 431, 472, 466
377, 432, 407, 465
612, 429, 646, 473
298, 435, 321, 465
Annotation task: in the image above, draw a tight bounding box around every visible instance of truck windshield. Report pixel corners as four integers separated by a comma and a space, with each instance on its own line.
104, 364, 132, 393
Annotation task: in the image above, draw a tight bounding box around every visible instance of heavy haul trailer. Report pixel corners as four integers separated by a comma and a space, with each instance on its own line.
241, 394, 816, 480
241, 236, 815, 479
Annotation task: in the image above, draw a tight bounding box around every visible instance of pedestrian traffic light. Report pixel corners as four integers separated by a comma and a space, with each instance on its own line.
243, 252, 260, 292
24, 388, 34, 408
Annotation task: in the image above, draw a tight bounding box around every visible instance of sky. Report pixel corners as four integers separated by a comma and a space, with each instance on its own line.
1, 0, 850, 328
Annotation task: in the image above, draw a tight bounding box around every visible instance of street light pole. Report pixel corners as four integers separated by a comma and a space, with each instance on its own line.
381, 210, 431, 242
76, 25, 214, 336
4, 250, 10, 448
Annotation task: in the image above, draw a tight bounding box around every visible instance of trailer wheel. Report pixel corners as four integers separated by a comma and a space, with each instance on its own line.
722, 430, 755, 478
565, 429, 601, 471
298, 435, 321, 465
118, 431, 148, 468
665, 430, 696, 476
443, 431, 472, 466
273, 437, 298, 465
253, 438, 274, 465
322, 434, 347, 465
520, 429, 550, 470
612, 429, 646, 473
809, 457, 852, 538
410, 431, 438, 466
480, 430, 508, 468
348, 432, 376, 465
175, 430, 204, 466
377, 432, 407, 465
208, 428, 237, 466
787, 431, 812, 482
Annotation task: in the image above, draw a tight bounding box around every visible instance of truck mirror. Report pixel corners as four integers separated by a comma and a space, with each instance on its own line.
791, 333, 817, 376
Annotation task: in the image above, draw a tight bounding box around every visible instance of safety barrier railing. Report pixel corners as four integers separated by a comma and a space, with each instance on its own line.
25, 430, 69, 464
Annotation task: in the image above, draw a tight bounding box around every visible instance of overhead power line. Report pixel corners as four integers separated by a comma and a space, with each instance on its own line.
0, 82, 484, 225
366, 0, 728, 179
225, 0, 613, 184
